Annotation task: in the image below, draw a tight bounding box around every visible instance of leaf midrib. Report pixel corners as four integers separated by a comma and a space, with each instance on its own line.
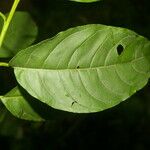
12, 56, 145, 71
2, 95, 23, 99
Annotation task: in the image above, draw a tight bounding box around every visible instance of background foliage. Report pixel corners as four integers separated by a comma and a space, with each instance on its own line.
0, 0, 150, 149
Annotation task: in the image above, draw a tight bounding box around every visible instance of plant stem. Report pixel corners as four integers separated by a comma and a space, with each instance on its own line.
0, 12, 6, 22
0, 0, 20, 47
0, 62, 9, 67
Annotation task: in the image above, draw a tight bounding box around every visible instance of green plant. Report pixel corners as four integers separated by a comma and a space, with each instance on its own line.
70, 0, 101, 2
0, 0, 149, 121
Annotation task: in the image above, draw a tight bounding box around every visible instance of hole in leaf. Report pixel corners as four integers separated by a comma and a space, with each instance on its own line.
117, 44, 124, 55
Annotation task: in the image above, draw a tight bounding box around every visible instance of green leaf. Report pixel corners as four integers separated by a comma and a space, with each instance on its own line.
0, 87, 43, 121
70, 0, 101, 3
0, 11, 38, 58
0, 103, 7, 123
0, 108, 22, 137
10, 24, 150, 113
0, 104, 23, 137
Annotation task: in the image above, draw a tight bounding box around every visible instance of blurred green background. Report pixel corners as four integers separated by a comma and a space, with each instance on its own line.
0, 0, 150, 149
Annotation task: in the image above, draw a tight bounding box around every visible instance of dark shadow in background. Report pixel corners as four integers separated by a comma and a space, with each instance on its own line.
0, 0, 150, 149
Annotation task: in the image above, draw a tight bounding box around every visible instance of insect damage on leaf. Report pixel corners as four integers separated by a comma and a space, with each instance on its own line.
10, 24, 150, 113
117, 44, 124, 55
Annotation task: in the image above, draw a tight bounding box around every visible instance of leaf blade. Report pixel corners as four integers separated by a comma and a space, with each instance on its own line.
10, 24, 150, 113
1, 87, 43, 121
0, 11, 38, 58
70, 0, 101, 3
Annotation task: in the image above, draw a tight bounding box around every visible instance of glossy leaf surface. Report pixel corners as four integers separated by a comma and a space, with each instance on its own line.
10, 24, 150, 113
1, 87, 43, 121
0, 11, 38, 58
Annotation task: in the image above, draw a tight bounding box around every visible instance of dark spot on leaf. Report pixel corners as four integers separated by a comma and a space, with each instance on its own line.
117, 44, 124, 55
71, 101, 77, 106
77, 66, 80, 69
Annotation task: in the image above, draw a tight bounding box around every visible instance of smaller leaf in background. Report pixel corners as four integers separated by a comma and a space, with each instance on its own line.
0, 102, 22, 138
70, 0, 101, 3
0, 11, 38, 58
1, 87, 43, 121
0, 103, 7, 123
